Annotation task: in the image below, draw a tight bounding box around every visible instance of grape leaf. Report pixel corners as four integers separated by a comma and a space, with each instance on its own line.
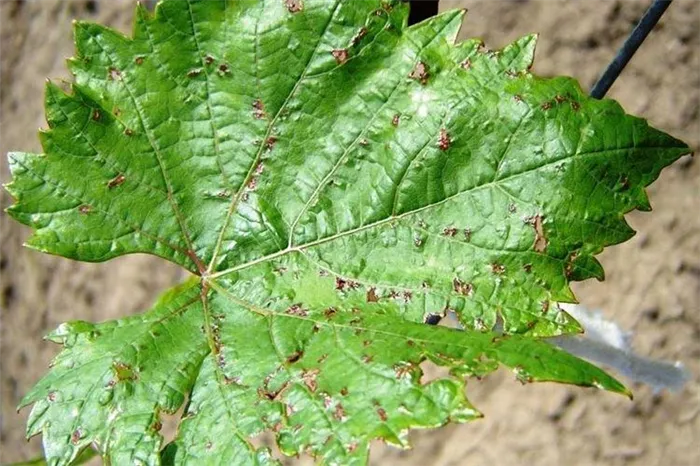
5, 0, 689, 465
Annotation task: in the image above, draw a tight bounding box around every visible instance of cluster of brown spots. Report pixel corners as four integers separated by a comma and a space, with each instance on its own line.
352, 27, 368, 46
285, 0, 303, 13
134, 56, 145, 65
324, 307, 337, 319
92, 109, 101, 121
286, 350, 303, 364
491, 263, 506, 274
335, 277, 359, 292
442, 226, 457, 237
301, 368, 319, 392
392, 113, 400, 126
461, 58, 472, 70
438, 128, 451, 151
333, 403, 346, 421
70, 429, 83, 445
331, 49, 349, 65
286, 303, 308, 317
108, 67, 122, 81
78, 204, 92, 214
452, 278, 473, 296
408, 61, 429, 84
218, 63, 230, 75
366, 287, 379, 303
265, 136, 278, 150
526, 215, 548, 253
187, 68, 202, 78
107, 173, 126, 189
246, 176, 257, 190
252, 99, 266, 119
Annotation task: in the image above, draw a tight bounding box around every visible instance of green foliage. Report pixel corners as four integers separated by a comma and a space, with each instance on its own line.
5, 0, 689, 465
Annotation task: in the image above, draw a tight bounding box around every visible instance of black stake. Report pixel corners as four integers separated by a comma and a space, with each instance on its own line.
408, 0, 439, 26
590, 0, 672, 99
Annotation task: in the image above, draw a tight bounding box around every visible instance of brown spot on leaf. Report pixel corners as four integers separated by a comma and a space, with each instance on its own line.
47, 391, 57, 402
112, 361, 137, 381
78, 204, 92, 215
317, 354, 328, 364
333, 403, 346, 421
508, 203, 517, 214
409, 61, 429, 84
335, 277, 346, 291
331, 49, 349, 65
204, 55, 215, 65
366, 287, 378, 303
265, 136, 277, 150
359, 138, 369, 146
461, 58, 472, 70
541, 300, 550, 315
151, 420, 163, 432
107, 174, 126, 189
528, 215, 548, 253
362, 354, 373, 364
246, 177, 257, 190
187, 68, 202, 78
570, 101, 581, 111
376, 406, 388, 422
352, 27, 368, 46
285, 0, 303, 13
392, 113, 400, 126
92, 109, 101, 121
452, 278, 473, 296
218, 63, 230, 74
286, 303, 308, 317
252, 99, 266, 119
491, 263, 506, 274
442, 227, 457, 237
554, 95, 567, 104
340, 387, 349, 396
523, 263, 533, 273
464, 228, 472, 241
107, 68, 122, 81
402, 290, 413, 302
71, 429, 82, 444
438, 128, 451, 151
541, 101, 552, 110
134, 56, 144, 65
113, 107, 122, 117
302, 368, 319, 392
413, 236, 423, 247
324, 307, 337, 318
513, 94, 523, 102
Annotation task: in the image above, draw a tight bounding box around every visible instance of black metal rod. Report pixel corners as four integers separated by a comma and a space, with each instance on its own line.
590, 0, 672, 99
408, 0, 439, 26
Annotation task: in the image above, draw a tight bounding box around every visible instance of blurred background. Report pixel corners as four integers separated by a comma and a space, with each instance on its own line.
0, 0, 698, 464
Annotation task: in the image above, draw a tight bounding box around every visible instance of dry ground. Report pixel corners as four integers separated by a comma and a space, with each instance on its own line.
1, 1, 698, 465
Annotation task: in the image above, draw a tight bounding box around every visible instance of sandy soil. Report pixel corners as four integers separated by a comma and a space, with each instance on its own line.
1, 1, 698, 465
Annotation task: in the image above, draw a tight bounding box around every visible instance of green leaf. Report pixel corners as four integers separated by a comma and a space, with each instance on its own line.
5, 0, 689, 465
